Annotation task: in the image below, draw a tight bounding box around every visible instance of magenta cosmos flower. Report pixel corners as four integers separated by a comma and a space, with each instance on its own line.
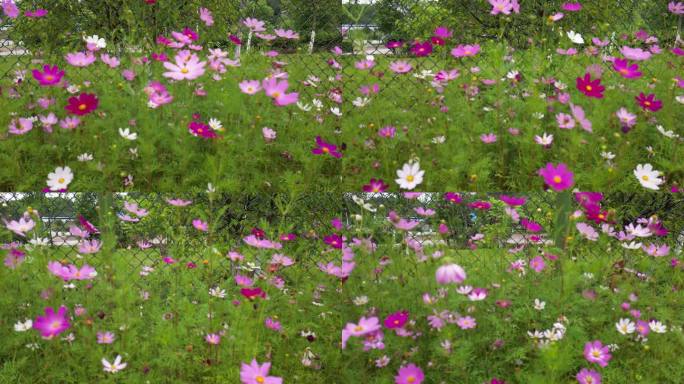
384, 310, 409, 329
612, 59, 642, 79
363, 178, 389, 192
239, 359, 282, 384
451, 44, 480, 58
65, 93, 99, 115
192, 219, 208, 231
435, 263, 466, 284
444, 192, 462, 204
311, 136, 342, 158
188, 121, 218, 139
577, 368, 601, 384
324, 234, 343, 249
635, 93, 663, 112
576, 73, 604, 98
538, 163, 574, 191
395, 363, 425, 384
410, 41, 432, 57
34, 306, 70, 339
562, 2, 582, 11
584, 340, 612, 367
499, 195, 526, 206
32, 65, 65, 86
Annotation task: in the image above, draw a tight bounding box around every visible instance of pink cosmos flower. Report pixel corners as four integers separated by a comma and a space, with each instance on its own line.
538, 163, 574, 191
262, 77, 298, 106
576, 73, 604, 98
33, 306, 70, 339
584, 340, 611, 367
435, 264, 466, 284
25, 8, 48, 18
342, 316, 381, 349
635, 93, 663, 112
243, 235, 282, 249
199, 7, 214, 26
65, 93, 99, 115
192, 219, 208, 232
576, 222, 599, 241
163, 51, 206, 80
577, 369, 602, 384
556, 113, 575, 129
451, 44, 480, 58
97, 331, 115, 344
489, 0, 514, 15
274, 28, 299, 39
613, 59, 642, 79
389, 60, 412, 74
521, 218, 543, 232
188, 121, 217, 139
444, 192, 462, 204
530, 255, 545, 272
386, 40, 403, 49
670, 1, 684, 14
457, 316, 477, 329
616, 107, 637, 129
264, 317, 282, 332
500, 195, 526, 206
205, 333, 221, 345
32, 65, 64, 86
433, 26, 452, 39
78, 239, 102, 254
395, 364, 424, 384
480, 133, 497, 143
166, 198, 192, 206
387, 211, 420, 230
239, 359, 282, 384
2, 0, 19, 18
65, 51, 97, 67
311, 136, 342, 158
240, 287, 266, 300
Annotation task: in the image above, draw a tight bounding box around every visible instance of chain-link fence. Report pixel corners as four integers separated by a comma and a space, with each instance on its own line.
2, 192, 683, 286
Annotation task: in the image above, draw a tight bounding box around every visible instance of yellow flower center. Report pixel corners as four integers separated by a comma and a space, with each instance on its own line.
256, 376, 265, 383
585, 85, 592, 91
592, 350, 600, 358
586, 378, 594, 384
620, 69, 628, 74
407, 376, 416, 383
354, 326, 364, 332
181, 68, 189, 74
553, 176, 562, 183
642, 175, 649, 181
322, 147, 329, 153
78, 104, 87, 111
272, 92, 281, 98
464, 50, 472, 55
45, 75, 54, 81
406, 175, 415, 182
50, 320, 62, 330
644, 101, 651, 106
58, 177, 65, 184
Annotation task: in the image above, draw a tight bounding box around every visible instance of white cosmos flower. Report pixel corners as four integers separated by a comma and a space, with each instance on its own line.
208, 118, 223, 131
621, 241, 643, 250
296, 101, 312, 111
209, 287, 226, 298
102, 355, 127, 373
395, 162, 424, 190
648, 320, 667, 333
633, 163, 663, 190
616, 318, 636, 335
330, 107, 342, 116
533, 298, 546, 311
567, 30, 584, 44
601, 151, 615, 160
84, 34, 107, 49
14, 319, 32, 332
656, 125, 678, 139
46, 166, 73, 191
352, 97, 370, 107
432, 136, 445, 144
312, 99, 323, 110
534, 133, 553, 146
77, 153, 93, 162
118, 128, 137, 140
352, 295, 368, 305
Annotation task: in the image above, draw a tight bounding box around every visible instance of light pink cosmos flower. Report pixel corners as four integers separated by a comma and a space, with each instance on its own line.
243, 235, 282, 249
620, 46, 652, 61
65, 51, 97, 67
100, 54, 120, 68
4, 214, 35, 236
205, 333, 221, 345
97, 331, 115, 344
342, 316, 381, 349
576, 222, 599, 241
569, 103, 592, 132
163, 51, 206, 81
8, 118, 33, 135
389, 60, 412, 74
457, 316, 477, 329
451, 44, 480, 58
166, 198, 192, 206
435, 264, 466, 284
556, 113, 575, 129
274, 28, 299, 39
199, 7, 214, 26
239, 80, 262, 95
480, 133, 497, 143
78, 239, 102, 254
243, 17, 266, 32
